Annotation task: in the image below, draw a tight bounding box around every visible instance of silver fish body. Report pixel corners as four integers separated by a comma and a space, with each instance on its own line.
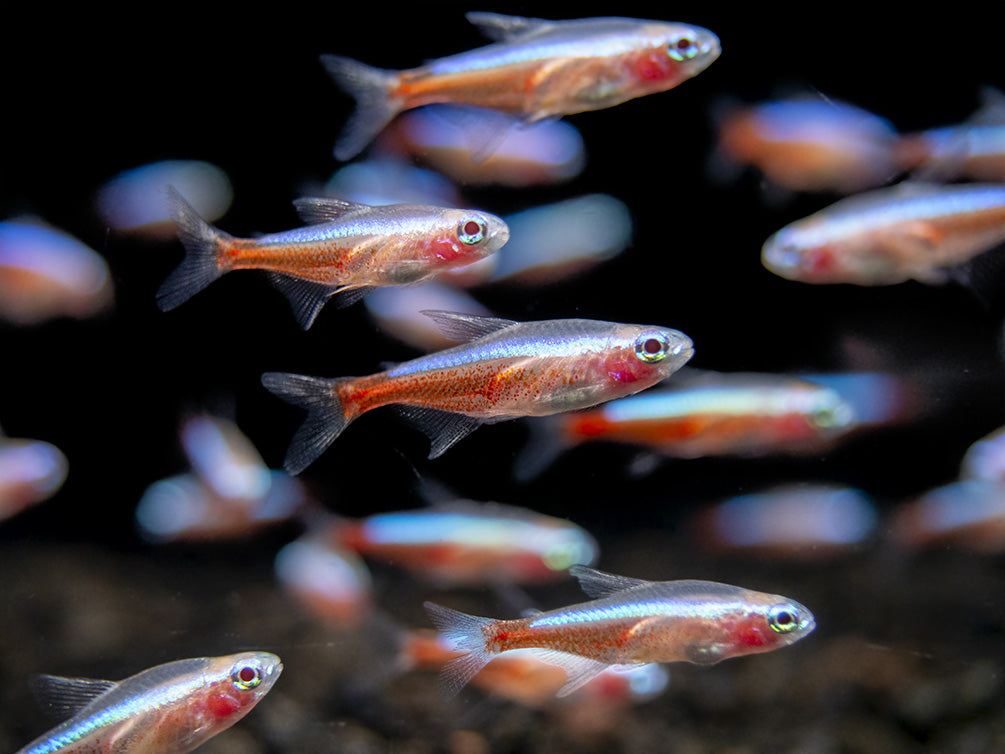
16, 652, 282, 754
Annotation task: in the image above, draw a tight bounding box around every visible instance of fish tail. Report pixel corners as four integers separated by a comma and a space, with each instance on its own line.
423, 601, 495, 697
261, 372, 354, 474
321, 54, 402, 161
157, 186, 229, 311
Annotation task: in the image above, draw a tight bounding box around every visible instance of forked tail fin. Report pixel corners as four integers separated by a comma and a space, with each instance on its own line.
321, 54, 402, 161
261, 372, 351, 474
157, 186, 228, 311
423, 601, 494, 697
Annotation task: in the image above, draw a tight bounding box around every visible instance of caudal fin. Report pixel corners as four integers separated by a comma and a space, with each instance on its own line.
261, 372, 351, 474
321, 54, 402, 161
423, 601, 495, 697
158, 186, 227, 311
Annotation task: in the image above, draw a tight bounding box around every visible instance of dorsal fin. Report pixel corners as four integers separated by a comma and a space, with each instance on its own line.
464, 12, 555, 42
420, 310, 518, 342
29, 675, 118, 721
292, 197, 371, 225
570, 565, 650, 599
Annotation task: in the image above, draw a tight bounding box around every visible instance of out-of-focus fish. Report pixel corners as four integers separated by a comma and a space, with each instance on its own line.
761, 183, 1005, 285
158, 188, 509, 329
318, 499, 598, 586
0, 220, 113, 325
364, 282, 494, 352
377, 105, 586, 187
960, 425, 1005, 481
887, 479, 1005, 553
425, 565, 815, 697
323, 12, 720, 160
95, 160, 232, 238
515, 372, 855, 480
134, 471, 307, 543
262, 310, 693, 473
134, 414, 309, 543
400, 628, 668, 708
893, 88, 1005, 182
274, 535, 374, 627
690, 484, 878, 560
323, 158, 464, 208
714, 97, 898, 193
486, 195, 633, 286
0, 433, 68, 523
14, 652, 282, 754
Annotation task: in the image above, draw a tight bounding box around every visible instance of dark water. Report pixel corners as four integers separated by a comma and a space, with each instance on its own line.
2, 4, 1004, 753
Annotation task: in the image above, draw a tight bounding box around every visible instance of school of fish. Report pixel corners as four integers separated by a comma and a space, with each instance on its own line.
4, 8, 1005, 754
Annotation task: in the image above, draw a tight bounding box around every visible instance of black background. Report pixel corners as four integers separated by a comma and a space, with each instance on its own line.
2, 5, 1005, 752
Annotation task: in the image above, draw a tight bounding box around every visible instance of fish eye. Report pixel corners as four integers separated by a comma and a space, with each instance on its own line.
768, 605, 800, 633
634, 332, 670, 363
231, 663, 263, 690
667, 36, 699, 61
458, 218, 487, 245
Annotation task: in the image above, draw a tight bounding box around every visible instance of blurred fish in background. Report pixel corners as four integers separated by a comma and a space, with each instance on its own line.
712, 95, 900, 194
95, 160, 233, 238
375, 105, 586, 187
0, 428, 67, 524
135, 413, 310, 543
0, 220, 113, 325
690, 483, 879, 560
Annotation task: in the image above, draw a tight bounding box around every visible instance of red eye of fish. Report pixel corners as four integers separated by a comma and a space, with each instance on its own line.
232, 664, 262, 689
676, 38, 694, 50
635, 335, 668, 363
458, 219, 487, 245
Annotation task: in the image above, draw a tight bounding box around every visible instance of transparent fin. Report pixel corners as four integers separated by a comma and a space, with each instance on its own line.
569, 565, 650, 599
423, 601, 494, 697
465, 12, 553, 41
419, 310, 518, 342
157, 185, 227, 311
395, 406, 482, 458
267, 274, 337, 330
261, 372, 349, 473
321, 54, 402, 162
530, 650, 612, 697
29, 675, 118, 721
292, 197, 372, 225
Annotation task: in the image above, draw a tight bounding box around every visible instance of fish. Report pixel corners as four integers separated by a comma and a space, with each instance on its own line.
318, 498, 598, 586
322, 12, 720, 160
761, 182, 1005, 286
157, 187, 509, 329
0, 434, 68, 523
690, 483, 878, 560
424, 565, 815, 698
514, 372, 856, 480
14, 652, 282, 754
376, 105, 586, 187
893, 87, 1005, 183
261, 310, 694, 473
0, 220, 113, 325
274, 535, 374, 627
887, 480, 1005, 553
712, 96, 899, 194
399, 628, 669, 708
